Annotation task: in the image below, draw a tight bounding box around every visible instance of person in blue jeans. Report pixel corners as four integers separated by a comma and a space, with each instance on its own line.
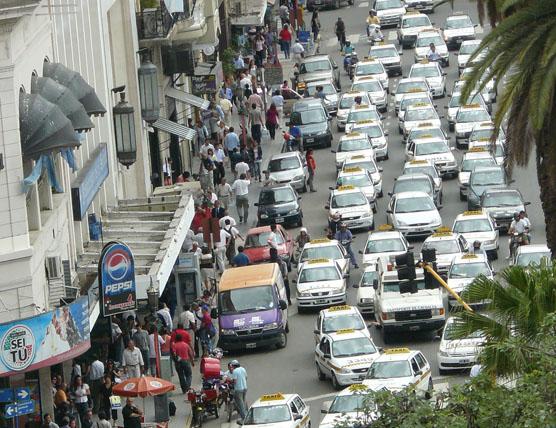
228, 360, 248, 421
289, 125, 303, 152
335, 223, 359, 269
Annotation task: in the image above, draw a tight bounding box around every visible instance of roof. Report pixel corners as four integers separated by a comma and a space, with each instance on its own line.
463, 151, 494, 159
219, 264, 281, 291
394, 191, 432, 199
395, 173, 433, 182
452, 253, 488, 263
370, 43, 397, 49
426, 230, 459, 240
299, 258, 336, 268
247, 225, 279, 234
322, 305, 358, 316
339, 167, 368, 176
270, 151, 302, 160
340, 132, 370, 140
332, 186, 365, 195
374, 348, 417, 362
305, 239, 341, 247
517, 244, 550, 254
455, 209, 489, 219
368, 230, 404, 240
305, 79, 336, 87
252, 393, 296, 407
328, 329, 369, 341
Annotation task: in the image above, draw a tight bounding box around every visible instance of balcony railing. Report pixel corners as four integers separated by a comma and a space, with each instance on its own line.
136, 1, 192, 41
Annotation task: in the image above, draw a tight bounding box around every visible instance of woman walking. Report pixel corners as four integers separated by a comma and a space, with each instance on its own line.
266, 103, 280, 140
306, 149, 317, 192
311, 10, 321, 43
279, 24, 292, 59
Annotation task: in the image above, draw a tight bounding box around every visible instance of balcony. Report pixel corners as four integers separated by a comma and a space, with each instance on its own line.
136, 0, 192, 43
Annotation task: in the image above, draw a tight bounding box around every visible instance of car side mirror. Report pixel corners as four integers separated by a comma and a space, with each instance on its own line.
524, 201, 531, 206
388, 192, 393, 196
509, 179, 516, 184
254, 202, 259, 206
333, 64, 339, 69
442, 72, 447, 76
294, 414, 303, 421
444, 105, 449, 109
331, 149, 337, 153
408, 245, 414, 250
328, 115, 333, 121
372, 280, 378, 290
386, 209, 393, 214
211, 308, 218, 319
292, 278, 297, 283
398, 51, 403, 55
352, 283, 359, 288
314, 329, 320, 334
329, 186, 334, 190
378, 167, 383, 172
384, 131, 389, 136
358, 250, 363, 254
324, 205, 330, 210
237, 420, 244, 426
279, 300, 288, 310
407, 151, 414, 156
391, 91, 396, 95
323, 353, 331, 359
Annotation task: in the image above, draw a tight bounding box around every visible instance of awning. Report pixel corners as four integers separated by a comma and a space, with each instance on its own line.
153, 118, 197, 140
229, 0, 267, 26
166, 87, 210, 110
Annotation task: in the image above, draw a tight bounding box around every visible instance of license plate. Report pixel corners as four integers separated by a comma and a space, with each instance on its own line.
459, 359, 469, 363
409, 325, 420, 331
316, 299, 326, 304
306, 138, 315, 143
246, 343, 256, 349
275, 217, 284, 223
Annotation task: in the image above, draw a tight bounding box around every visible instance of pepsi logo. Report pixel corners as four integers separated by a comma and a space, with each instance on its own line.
105, 248, 131, 282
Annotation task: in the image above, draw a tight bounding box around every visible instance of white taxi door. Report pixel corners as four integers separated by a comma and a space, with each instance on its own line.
314, 314, 323, 344
290, 396, 310, 428
316, 337, 333, 377
412, 353, 431, 395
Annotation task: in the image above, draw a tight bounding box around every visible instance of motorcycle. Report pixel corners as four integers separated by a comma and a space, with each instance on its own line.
509, 232, 527, 261
343, 51, 358, 78
217, 381, 235, 422
367, 24, 384, 45
188, 387, 219, 428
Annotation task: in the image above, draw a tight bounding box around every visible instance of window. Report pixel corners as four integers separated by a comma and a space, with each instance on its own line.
294, 397, 306, 412
411, 358, 420, 374
415, 353, 427, 370
290, 401, 299, 415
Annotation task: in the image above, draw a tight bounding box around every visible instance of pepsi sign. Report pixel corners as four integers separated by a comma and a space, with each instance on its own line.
99, 241, 137, 317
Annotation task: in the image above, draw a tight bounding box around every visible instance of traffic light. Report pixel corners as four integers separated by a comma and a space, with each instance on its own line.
424, 263, 440, 289
395, 252, 416, 281
399, 280, 418, 294
422, 247, 437, 263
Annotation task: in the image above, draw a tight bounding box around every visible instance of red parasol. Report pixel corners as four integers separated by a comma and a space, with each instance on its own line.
112, 376, 175, 397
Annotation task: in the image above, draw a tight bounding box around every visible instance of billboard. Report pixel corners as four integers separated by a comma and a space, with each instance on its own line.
99, 241, 137, 317
0, 297, 90, 376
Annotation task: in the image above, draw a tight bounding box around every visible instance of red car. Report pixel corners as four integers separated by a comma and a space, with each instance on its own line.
243, 225, 294, 269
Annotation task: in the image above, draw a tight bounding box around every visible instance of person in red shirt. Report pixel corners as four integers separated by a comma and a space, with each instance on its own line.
191, 206, 206, 233
306, 149, 317, 192
170, 323, 191, 347
279, 24, 292, 59
171, 334, 195, 393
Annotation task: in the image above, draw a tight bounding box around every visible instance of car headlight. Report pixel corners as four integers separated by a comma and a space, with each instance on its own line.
288, 209, 299, 215
221, 329, 236, 336
431, 308, 445, 316
339, 367, 352, 374
483, 239, 496, 246
260, 213, 269, 219
439, 349, 450, 357
298, 291, 311, 298
293, 174, 305, 181
262, 322, 279, 330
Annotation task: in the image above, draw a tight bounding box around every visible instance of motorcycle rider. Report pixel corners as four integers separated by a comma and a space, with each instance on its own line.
470, 240, 489, 264
295, 228, 311, 259
519, 210, 531, 242
366, 10, 380, 36
335, 17, 346, 50
508, 212, 529, 258
335, 222, 359, 269
427, 43, 442, 62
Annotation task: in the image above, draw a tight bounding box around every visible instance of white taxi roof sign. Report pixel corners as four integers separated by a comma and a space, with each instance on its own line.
310, 238, 331, 244
338, 185, 356, 191
418, 122, 433, 127
463, 210, 483, 216
337, 328, 355, 334
377, 224, 394, 231
343, 167, 364, 173
307, 258, 330, 264
461, 254, 478, 259
348, 384, 369, 392
260, 393, 286, 402
384, 347, 411, 354
328, 305, 352, 312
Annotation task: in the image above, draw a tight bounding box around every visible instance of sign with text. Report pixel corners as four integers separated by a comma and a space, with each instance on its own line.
0, 298, 90, 377
5, 400, 35, 418
99, 241, 137, 317
191, 75, 217, 96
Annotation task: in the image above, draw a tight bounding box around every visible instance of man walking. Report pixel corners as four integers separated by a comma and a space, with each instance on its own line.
248, 104, 264, 145
122, 340, 144, 378
172, 334, 195, 393
131, 324, 150, 376
88, 355, 104, 414
232, 173, 251, 223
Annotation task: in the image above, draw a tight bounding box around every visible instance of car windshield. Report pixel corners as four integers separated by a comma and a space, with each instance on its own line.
443, 322, 484, 340
300, 60, 331, 74
356, 125, 383, 138
296, 108, 327, 125
356, 63, 384, 76
219, 285, 275, 315
450, 93, 484, 108
339, 174, 373, 187
268, 157, 301, 172
376, 0, 403, 9
383, 279, 425, 292
371, 47, 398, 58
367, 361, 412, 379
416, 34, 443, 47
449, 261, 490, 278
462, 158, 496, 172
361, 270, 380, 286
482, 191, 521, 207
446, 16, 473, 28
409, 128, 445, 141
405, 108, 437, 121
457, 109, 491, 123
245, 231, 285, 247
471, 169, 504, 186
300, 245, 343, 262
352, 81, 383, 93
340, 138, 372, 151
453, 219, 492, 233
341, 95, 370, 109
299, 266, 340, 283
460, 44, 480, 56
365, 238, 405, 254
410, 66, 440, 78
328, 394, 368, 413
307, 83, 336, 96
516, 252, 551, 266
422, 239, 460, 254
394, 178, 433, 195
415, 141, 449, 155
403, 16, 430, 27
470, 128, 505, 141
259, 188, 296, 205
332, 337, 377, 357
401, 96, 430, 111
397, 81, 428, 94
403, 165, 439, 179
347, 110, 381, 123
323, 314, 365, 333
345, 160, 377, 173
395, 196, 436, 213
332, 192, 368, 208
244, 405, 290, 425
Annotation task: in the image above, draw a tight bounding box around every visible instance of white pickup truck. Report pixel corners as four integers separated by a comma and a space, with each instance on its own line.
373, 269, 446, 343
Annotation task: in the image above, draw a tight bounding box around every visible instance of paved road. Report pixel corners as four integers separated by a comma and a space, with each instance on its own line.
202, 1, 545, 426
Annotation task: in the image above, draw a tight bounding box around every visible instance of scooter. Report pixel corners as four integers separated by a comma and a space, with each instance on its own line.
343, 51, 358, 77
367, 24, 384, 45
509, 232, 527, 261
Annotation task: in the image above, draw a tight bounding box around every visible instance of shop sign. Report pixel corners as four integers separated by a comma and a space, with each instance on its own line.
191, 75, 217, 96
0, 297, 90, 377
99, 241, 137, 317
5, 400, 35, 418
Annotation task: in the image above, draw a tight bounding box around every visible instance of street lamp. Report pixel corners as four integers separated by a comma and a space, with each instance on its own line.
112, 90, 136, 168
147, 277, 159, 311
137, 52, 160, 124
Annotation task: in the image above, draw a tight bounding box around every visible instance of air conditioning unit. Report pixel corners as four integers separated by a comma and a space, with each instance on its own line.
46, 256, 63, 280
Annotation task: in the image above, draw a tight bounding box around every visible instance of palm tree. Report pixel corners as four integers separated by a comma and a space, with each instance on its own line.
452, 260, 556, 377
461, 0, 556, 256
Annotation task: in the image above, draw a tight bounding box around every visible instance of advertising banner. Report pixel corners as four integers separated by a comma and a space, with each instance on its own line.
0, 297, 90, 377
99, 241, 137, 317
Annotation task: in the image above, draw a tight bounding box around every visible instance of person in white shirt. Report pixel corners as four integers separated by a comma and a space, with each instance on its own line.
267, 224, 279, 249
240, 74, 252, 91
271, 90, 285, 122
262, 170, 277, 187
214, 228, 231, 273
235, 160, 250, 177
147, 326, 165, 376
291, 39, 305, 64
220, 98, 233, 124
122, 340, 144, 378
232, 174, 251, 223
217, 178, 233, 209
219, 212, 237, 229
156, 303, 173, 331
199, 140, 215, 158
88, 356, 104, 413
222, 219, 244, 263
470, 364, 482, 378
190, 241, 202, 256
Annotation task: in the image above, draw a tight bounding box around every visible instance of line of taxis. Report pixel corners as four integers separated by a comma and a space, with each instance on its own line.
239, 10, 552, 428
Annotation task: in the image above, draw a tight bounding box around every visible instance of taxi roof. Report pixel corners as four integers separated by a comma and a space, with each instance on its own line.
341, 91, 369, 99
338, 167, 369, 176
452, 252, 488, 264
356, 58, 381, 65
300, 258, 336, 268
454, 209, 490, 220
336, 384, 373, 397
351, 121, 381, 128
370, 43, 398, 50
340, 132, 371, 141
425, 230, 459, 241
252, 393, 297, 407
446, 13, 471, 20
349, 104, 378, 111
463, 150, 495, 160
410, 61, 440, 69
368, 230, 404, 240
394, 190, 434, 199
406, 103, 436, 111
332, 186, 366, 195
404, 159, 434, 167
459, 103, 487, 110
304, 238, 340, 248
328, 328, 369, 341
321, 305, 359, 317
417, 28, 442, 36
345, 153, 374, 161
517, 244, 550, 254
412, 136, 447, 145
374, 348, 419, 362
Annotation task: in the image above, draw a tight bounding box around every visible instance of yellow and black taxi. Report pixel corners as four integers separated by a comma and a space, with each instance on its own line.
397, 11, 433, 48
454, 104, 492, 148
446, 252, 494, 306
336, 167, 378, 211
349, 120, 389, 160
297, 238, 349, 277
458, 148, 497, 201
452, 210, 499, 260
342, 154, 383, 197
314, 305, 370, 344
242, 393, 310, 428
405, 136, 457, 177
421, 228, 469, 274
319, 384, 378, 428
315, 329, 380, 389
333, 132, 376, 170
363, 348, 433, 398
345, 105, 383, 133
295, 258, 347, 312
325, 185, 375, 231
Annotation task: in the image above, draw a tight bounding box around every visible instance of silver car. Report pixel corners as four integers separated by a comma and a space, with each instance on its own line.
298, 55, 341, 90
267, 152, 308, 192
302, 80, 339, 115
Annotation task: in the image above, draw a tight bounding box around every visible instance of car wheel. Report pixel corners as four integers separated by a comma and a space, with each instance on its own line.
331, 374, 342, 390
316, 363, 326, 381
425, 378, 433, 400
439, 192, 443, 205
275, 332, 287, 349
459, 191, 466, 201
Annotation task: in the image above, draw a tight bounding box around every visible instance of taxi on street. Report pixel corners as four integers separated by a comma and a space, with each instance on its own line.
349, 121, 389, 160
325, 185, 375, 231
297, 238, 349, 277
355, 264, 382, 315
319, 384, 378, 428
295, 258, 347, 312
393, 78, 430, 112
386, 191, 442, 238
421, 228, 468, 273
458, 148, 497, 200
314, 305, 370, 343
337, 91, 372, 131
333, 132, 376, 169
369, 43, 403, 76
360, 225, 410, 266
352, 59, 389, 90
336, 167, 378, 210
454, 104, 492, 148
446, 253, 494, 306
400, 103, 442, 139
401, 159, 443, 193
397, 11, 433, 48
242, 393, 310, 428
437, 317, 484, 374
414, 29, 449, 66
342, 154, 383, 196
408, 60, 447, 98
452, 210, 499, 259
345, 105, 383, 133
350, 76, 388, 112
405, 136, 457, 177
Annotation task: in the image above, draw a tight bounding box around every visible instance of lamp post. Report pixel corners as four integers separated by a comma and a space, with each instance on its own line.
137, 50, 160, 124
112, 90, 137, 168
146, 277, 161, 378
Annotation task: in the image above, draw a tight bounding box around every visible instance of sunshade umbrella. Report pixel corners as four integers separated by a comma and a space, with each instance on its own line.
112, 376, 175, 398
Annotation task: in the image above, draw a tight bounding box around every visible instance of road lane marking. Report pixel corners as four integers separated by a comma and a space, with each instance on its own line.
359, 1, 369, 6
388, 31, 397, 41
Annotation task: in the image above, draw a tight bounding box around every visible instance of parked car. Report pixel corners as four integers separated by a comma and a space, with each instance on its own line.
242, 225, 295, 269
